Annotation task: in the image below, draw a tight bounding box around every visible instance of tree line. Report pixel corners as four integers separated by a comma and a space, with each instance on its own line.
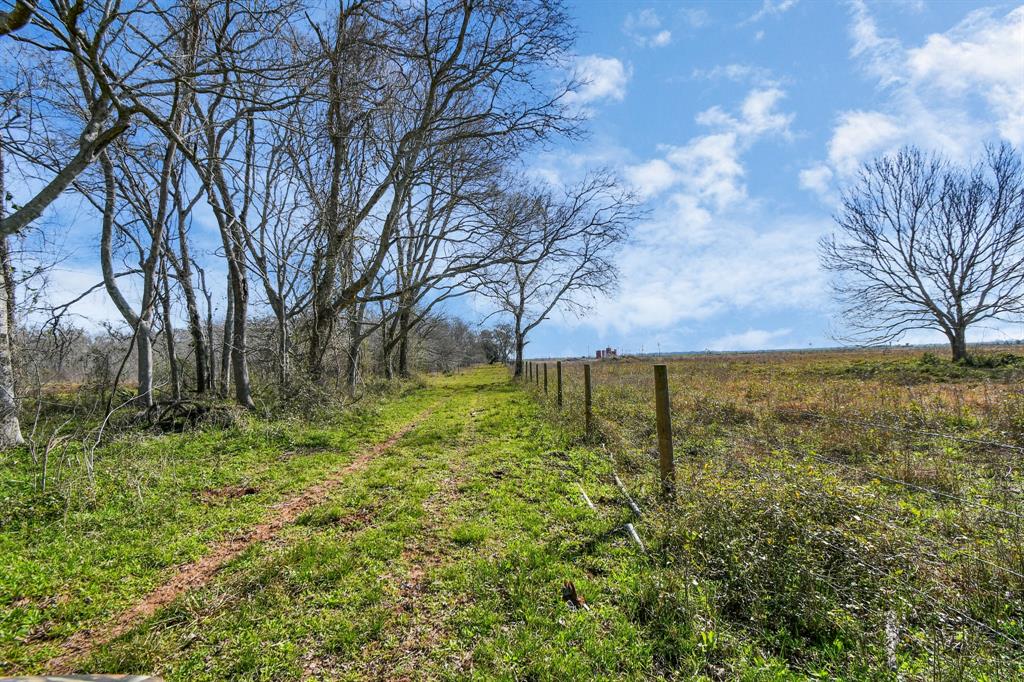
0, 0, 640, 448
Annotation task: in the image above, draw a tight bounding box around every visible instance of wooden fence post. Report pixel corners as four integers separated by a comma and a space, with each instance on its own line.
543, 363, 548, 394
584, 364, 592, 438
654, 364, 675, 498
556, 361, 563, 408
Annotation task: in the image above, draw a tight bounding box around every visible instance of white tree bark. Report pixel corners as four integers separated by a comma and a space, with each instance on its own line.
0, 142, 23, 447
0, 273, 23, 446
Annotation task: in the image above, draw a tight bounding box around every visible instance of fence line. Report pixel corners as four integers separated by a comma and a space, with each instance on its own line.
515, 356, 1023, 670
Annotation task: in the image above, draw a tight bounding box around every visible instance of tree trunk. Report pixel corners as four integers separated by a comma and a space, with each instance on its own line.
307, 304, 332, 383
276, 307, 288, 387
514, 331, 525, 378
98, 151, 161, 409
344, 311, 362, 396
136, 319, 155, 407
0, 145, 22, 447
161, 264, 181, 402
307, 13, 352, 384
169, 236, 208, 394
345, 336, 360, 395
0, 236, 15, 337
949, 327, 969, 362
397, 307, 411, 377
219, 276, 233, 398
185, 287, 209, 394
0, 278, 22, 447
0, 142, 21, 446
228, 266, 254, 409
197, 265, 216, 393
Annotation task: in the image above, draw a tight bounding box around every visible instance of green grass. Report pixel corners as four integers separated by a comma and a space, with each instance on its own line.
0, 381, 442, 673
63, 367, 658, 680
8, 359, 1019, 679
535, 350, 1024, 680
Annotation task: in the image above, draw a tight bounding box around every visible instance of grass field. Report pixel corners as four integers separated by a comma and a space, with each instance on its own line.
533, 346, 1024, 679
2, 351, 1022, 680
2, 367, 648, 679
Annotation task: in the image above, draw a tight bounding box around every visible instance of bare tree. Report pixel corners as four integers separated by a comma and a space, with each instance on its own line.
161, 0, 304, 408
0, 0, 177, 237
0, 0, 180, 442
242, 114, 314, 387
303, 0, 577, 381
164, 161, 211, 394
479, 172, 639, 376
375, 151, 507, 377
0, 0, 626, 425
821, 144, 1024, 361
0, 117, 23, 444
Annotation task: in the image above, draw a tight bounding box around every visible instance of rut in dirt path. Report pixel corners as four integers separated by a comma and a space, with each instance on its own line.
304, 400, 483, 681
45, 402, 443, 675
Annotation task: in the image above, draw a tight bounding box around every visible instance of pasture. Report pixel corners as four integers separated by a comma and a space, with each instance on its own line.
534, 346, 1024, 678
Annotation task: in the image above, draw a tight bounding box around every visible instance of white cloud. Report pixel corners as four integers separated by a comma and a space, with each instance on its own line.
708, 328, 792, 351
798, 164, 833, 196
586, 216, 826, 334
692, 63, 780, 87
679, 8, 710, 29
802, 3, 1024, 198
566, 55, 630, 107
627, 88, 791, 207
848, 0, 904, 85
572, 88, 825, 337
664, 132, 746, 209
740, 88, 795, 136
905, 6, 1024, 143
694, 88, 793, 137
827, 110, 903, 176
744, 0, 800, 25
624, 158, 677, 198
623, 8, 672, 48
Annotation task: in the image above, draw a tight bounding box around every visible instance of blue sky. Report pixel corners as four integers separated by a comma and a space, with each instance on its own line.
509, 0, 1024, 358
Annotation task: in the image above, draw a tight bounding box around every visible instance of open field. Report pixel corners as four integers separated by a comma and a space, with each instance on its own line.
533, 346, 1024, 678
3, 351, 1023, 680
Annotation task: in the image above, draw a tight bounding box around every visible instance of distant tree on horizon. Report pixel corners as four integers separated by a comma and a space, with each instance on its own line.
821, 143, 1024, 362
477, 171, 640, 377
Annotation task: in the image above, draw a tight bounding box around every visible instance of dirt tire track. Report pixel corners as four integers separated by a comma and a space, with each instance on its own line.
354, 404, 483, 681
302, 400, 478, 681
45, 402, 443, 675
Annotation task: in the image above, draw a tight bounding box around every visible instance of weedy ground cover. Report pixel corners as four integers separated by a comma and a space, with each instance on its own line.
0, 380, 439, 673
5, 356, 1023, 680
5, 367, 661, 680
532, 346, 1024, 679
